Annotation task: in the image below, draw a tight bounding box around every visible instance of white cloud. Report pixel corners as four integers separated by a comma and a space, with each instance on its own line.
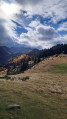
15, 0, 67, 23
0, 0, 21, 46
0, 0, 67, 48
58, 22, 67, 31
0, 0, 20, 19
60, 35, 67, 44
18, 20, 60, 49
29, 20, 40, 28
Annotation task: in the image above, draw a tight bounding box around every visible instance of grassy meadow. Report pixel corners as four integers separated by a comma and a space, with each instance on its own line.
0, 54, 67, 119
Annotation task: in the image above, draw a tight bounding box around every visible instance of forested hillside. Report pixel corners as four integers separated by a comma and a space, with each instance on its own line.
29, 44, 67, 58
4, 44, 67, 75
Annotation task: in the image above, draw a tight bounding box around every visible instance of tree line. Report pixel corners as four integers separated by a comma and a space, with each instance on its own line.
4, 44, 67, 74
36, 44, 67, 58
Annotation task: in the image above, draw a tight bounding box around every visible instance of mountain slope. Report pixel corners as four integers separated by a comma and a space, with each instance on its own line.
25, 54, 67, 73
10, 46, 34, 53
0, 54, 67, 119
0, 46, 35, 65
0, 46, 13, 65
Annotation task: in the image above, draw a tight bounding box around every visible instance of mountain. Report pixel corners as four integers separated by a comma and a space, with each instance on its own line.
10, 46, 34, 53
0, 46, 38, 65
0, 44, 67, 67
27, 49, 40, 56
0, 46, 13, 65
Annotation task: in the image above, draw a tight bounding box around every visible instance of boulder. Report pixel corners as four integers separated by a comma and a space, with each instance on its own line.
6, 104, 21, 110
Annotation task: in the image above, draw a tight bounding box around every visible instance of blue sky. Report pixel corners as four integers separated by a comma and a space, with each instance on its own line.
0, 0, 67, 49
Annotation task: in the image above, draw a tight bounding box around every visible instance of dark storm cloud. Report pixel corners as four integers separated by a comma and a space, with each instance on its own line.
0, 19, 9, 42
38, 27, 59, 41
15, 0, 41, 5
0, 19, 14, 46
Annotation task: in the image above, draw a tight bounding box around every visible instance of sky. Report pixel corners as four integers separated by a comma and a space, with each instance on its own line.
0, 0, 67, 49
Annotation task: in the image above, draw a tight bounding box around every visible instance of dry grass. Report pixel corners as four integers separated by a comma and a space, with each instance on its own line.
25, 54, 67, 73
0, 54, 67, 119
0, 69, 7, 77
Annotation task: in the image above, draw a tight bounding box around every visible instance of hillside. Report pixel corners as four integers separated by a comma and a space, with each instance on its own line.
10, 46, 34, 53
0, 46, 36, 65
0, 54, 67, 119
25, 54, 67, 73
0, 46, 13, 65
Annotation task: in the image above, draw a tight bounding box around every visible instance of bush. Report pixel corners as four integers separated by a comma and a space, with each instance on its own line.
5, 75, 11, 80
0, 75, 14, 81
10, 78, 14, 81
20, 76, 29, 81
0, 77, 5, 79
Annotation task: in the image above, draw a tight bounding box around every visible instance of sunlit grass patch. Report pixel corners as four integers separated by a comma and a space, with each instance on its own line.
50, 64, 67, 73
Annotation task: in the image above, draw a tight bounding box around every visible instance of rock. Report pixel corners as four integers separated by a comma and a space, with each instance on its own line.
6, 104, 21, 110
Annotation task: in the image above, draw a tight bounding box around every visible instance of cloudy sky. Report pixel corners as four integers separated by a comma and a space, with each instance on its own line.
0, 0, 67, 49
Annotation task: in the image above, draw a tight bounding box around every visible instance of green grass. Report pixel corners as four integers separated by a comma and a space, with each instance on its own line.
0, 79, 67, 119
50, 64, 67, 74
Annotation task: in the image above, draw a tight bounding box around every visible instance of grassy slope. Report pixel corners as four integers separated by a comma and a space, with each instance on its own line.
0, 54, 67, 119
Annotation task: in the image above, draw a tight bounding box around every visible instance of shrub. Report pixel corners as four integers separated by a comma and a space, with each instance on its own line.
20, 76, 29, 81
0, 77, 5, 79
5, 75, 11, 80
11, 78, 14, 81
0, 75, 15, 81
